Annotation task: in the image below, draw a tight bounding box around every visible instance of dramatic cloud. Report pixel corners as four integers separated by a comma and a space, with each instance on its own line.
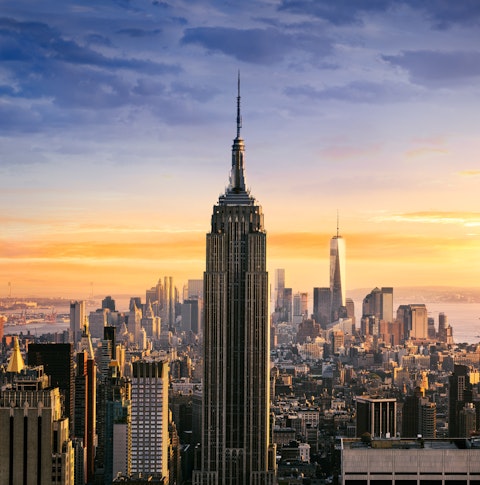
182, 27, 294, 64
383, 50, 480, 86
285, 80, 416, 104
278, 0, 392, 25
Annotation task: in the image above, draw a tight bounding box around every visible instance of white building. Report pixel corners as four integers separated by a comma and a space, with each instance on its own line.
131, 360, 169, 479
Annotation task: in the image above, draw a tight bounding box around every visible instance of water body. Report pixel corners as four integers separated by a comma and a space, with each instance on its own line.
4, 301, 480, 344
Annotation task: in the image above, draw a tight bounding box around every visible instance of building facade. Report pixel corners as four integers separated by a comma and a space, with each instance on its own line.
194, 79, 276, 484
330, 232, 346, 322
131, 360, 169, 481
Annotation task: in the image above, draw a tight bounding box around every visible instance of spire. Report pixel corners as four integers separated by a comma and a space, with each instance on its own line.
336, 210, 340, 237
227, 71, 247, 195
236, 70, 242, 139
7, 336, 25, 373
79, 317, 95, 359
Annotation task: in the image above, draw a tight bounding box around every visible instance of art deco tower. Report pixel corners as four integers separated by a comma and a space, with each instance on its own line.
194, 78, 275, 484
330, 218, 346, 322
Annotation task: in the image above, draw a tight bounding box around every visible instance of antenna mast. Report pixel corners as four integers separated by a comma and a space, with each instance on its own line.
236, 71, 242, 138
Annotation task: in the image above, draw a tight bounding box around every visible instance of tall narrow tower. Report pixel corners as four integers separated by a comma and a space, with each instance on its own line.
330, 215, 346, 322
194, 77, 275, 485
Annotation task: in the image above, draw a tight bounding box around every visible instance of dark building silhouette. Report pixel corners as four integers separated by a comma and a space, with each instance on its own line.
313, 287, 330, 329
102, 295, 116, 312
449, 364, 473, 437
27, 342, 75, 433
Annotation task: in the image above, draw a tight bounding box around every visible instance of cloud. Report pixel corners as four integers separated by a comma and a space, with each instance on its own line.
0, 17, 180, 114
383, 50, 480, 86
285, 80, 416, 104
116, 28, 162, 37
278, 1, 480, 29
407, 0, 480, 29
458, 170, 480, 177
405, 147, 448, 159
372, 211, 480, 227
181, 26, 293, 64
278, 0, 392, 25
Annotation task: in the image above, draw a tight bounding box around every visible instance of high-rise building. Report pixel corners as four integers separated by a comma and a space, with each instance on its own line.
449, 364, 474, 437
362, 287, 393, 323
88, 307, 109, 340
70, 300, 85, 343
187, 279, 204, 300
194, 79, 276, 484
313, 287, 330, 329
0, 365, 74, 485
75, 325, 97, 483
329, 228, 346, 322
396, 303, 428, 341
27, 342, 75, 435
293, 292, 308, 324
102, 295, 116, 312
131, 360, 169, 479
438, 312, 448, 342
274, 269, 285, 313
356, 396, 397, 438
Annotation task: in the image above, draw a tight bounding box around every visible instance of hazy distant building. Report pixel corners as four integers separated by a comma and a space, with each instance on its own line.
330, 231, 346, 322
102, 295, 116, 312
182, 298, 202, 334
313, 287, 330, 329
396, 303, 428, 341
141, 301, 161, 339
194, 80, 276, 484
275, 268, 286, 311
283, 288, 293, 323
362, 287, 393, 323
187, 279, 204, 300
438, 312, 448, 342
293, 292, 308, 324
70, 300, 85, 343
89, 308, 109, 340
410, 304, 428, 340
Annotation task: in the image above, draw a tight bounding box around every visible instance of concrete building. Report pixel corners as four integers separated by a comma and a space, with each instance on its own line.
0, 361, 74, 485
70, 300, 85, 343
356, 396, 397, 438
341, 436, 480, 484
131, 360, 169, 480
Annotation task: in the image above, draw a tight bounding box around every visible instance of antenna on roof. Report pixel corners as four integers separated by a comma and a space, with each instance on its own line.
236, 70, 242, 139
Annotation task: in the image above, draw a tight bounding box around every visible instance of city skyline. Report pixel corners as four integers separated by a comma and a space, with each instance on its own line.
2, 1, 480, 298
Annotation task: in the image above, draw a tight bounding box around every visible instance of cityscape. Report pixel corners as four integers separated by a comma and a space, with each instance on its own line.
2, 1, 480, 485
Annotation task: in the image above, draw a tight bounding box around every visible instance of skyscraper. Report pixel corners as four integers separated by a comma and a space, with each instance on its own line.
194, 78, 276, 484
330, 225, 346, 322
27, 343, 75, 435
70, 300, 85, 343
313, 287, 330, 329
131, 360, 169, 479
0, 365, 74, 485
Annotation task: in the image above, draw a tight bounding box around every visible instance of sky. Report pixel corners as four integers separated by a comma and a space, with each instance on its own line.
1, 0, 480, 300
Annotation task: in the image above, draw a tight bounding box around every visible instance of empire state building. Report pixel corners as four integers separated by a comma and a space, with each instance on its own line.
194, 79, 276, 485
